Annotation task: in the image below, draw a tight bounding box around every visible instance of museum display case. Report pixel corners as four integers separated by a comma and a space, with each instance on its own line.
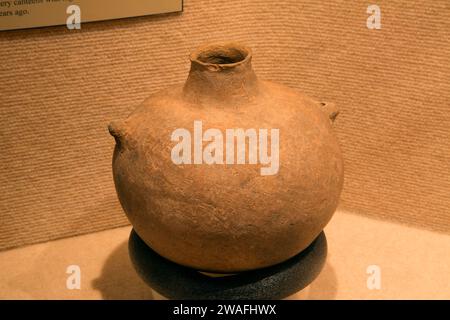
0, 0, 449, 302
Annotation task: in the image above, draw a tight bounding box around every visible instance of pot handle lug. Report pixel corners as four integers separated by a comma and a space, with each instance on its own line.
108, 120, 128, 149
319, 101, 340, 124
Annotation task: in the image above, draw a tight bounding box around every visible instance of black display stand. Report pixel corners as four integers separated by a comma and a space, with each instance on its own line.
129, 229, 327, 300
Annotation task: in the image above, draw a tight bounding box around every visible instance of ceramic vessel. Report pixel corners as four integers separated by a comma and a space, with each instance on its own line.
109, 42, 344, 273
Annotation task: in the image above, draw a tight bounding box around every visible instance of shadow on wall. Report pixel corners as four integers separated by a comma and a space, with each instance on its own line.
92, 240, 154, 300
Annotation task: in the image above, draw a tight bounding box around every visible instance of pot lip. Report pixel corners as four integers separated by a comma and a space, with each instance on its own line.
189, 41, 253, 70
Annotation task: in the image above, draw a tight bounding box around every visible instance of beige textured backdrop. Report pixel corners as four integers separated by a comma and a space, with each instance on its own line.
1, 1, 449, 251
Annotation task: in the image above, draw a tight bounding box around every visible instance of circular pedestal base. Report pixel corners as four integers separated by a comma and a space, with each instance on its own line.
129, 229, 327, 300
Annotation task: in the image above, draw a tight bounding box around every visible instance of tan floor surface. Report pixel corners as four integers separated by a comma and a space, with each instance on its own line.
1, 210, 449, 300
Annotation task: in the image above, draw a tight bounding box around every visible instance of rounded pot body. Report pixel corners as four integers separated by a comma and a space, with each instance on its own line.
109, 42, 344, 273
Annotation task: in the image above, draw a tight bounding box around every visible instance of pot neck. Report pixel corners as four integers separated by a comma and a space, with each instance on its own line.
183, 42, 258, 105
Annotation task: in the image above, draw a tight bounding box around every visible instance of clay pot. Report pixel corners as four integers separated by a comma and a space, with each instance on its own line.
109, 42, 344, 273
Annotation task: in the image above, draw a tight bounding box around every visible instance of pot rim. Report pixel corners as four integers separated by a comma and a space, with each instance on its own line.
189, 41, 253, 70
